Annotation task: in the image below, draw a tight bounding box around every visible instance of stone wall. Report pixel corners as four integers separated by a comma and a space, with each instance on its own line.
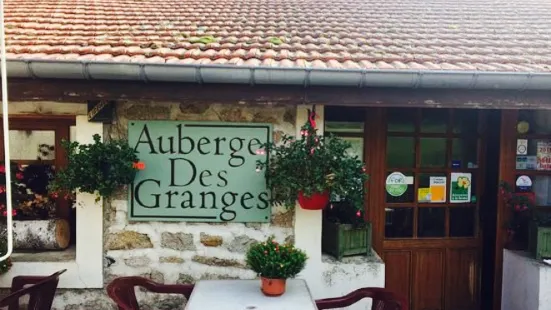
50, 101, 296, 309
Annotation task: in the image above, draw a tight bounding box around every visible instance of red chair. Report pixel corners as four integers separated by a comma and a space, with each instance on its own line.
316, 287, 408, 310
107, 276, 194, 310
0, 269, 67, 310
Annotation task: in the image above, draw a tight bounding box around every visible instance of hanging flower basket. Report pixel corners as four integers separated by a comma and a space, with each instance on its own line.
297, 191, 329, 210
256, 107, 368, 211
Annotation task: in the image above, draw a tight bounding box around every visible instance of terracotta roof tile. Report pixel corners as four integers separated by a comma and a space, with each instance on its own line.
4, 0, 551, 72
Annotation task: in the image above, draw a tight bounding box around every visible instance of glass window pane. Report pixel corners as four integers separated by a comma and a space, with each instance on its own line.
9, 130, 55, 160
386, 172, 415, 203
325, 121, 364, 134
527, 139, 551, 171
518, 110, 551, 135
387, 109, 415, 132
533, 175, 551, 206
453, 110, 479, 134
387, 137, 415, 168
418, 207, 445, 237
341, 137, 364, 160
12, 163, 57, 220
450, 207, 475, 237
420, 138, 446, 168
452, 138, 478, 168
417, 173, 447, 203
470, 175, 478, 203
421, 109, 448, 133
385, 207, 413, 238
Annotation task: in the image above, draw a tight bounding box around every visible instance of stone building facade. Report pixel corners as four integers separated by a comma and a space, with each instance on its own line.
1, 101, 384, 310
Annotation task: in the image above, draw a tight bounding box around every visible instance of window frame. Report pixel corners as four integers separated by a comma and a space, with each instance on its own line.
0, 116, 104, 288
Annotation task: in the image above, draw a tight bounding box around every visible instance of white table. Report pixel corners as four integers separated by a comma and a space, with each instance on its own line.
185, 279, 318, 310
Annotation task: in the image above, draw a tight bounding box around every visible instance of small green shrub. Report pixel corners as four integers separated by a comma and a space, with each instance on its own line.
246, 236, 307, 279
49, 134, 142, 201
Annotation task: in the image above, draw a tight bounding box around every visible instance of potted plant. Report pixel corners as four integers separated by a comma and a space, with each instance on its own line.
499, 181, 535, 251
49, 134, 144, 202
322, 201, 371, 260
257, 110, 368, 210
245, 236, 307, 296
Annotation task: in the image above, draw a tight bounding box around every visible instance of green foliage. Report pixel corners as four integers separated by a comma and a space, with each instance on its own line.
257, 117, 368, 210
49, 134, 140, 200
500, 180, 535, 247
246, 236, 307, 279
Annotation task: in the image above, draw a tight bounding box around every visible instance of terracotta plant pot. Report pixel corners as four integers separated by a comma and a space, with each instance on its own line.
298, 191, 330, 210
261, 277, 286, 296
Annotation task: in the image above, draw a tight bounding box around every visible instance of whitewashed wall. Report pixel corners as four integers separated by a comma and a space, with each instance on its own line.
502, 249, 551, 310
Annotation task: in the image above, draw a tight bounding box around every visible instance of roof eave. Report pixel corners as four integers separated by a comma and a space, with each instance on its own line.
6, 59, 551, 90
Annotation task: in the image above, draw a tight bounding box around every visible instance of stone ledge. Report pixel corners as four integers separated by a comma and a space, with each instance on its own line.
11, 246, 76, 262
321, 248, 384, 265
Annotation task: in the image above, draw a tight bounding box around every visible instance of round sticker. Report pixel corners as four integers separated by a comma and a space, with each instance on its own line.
517, 121, 530, 134
516, 175, 532, 187
386, 172, 408, 197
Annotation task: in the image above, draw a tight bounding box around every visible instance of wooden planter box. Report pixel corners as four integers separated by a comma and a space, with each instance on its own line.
322, 218, 372, 260
529, 224, 551, 260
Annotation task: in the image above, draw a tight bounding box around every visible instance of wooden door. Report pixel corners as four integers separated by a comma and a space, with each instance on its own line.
369, 108, 486, 310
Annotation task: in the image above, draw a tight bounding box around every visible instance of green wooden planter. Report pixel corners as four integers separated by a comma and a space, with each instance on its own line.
322, 218, 372, 260
529, 224, 551, 260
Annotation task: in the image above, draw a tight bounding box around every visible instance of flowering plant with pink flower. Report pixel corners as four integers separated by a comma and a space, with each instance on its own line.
256, 110, 368, 210
0, 162, 58, 220
0, 162, 27, 219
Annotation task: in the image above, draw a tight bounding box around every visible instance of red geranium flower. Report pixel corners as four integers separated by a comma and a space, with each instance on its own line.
133, 162, 146, 170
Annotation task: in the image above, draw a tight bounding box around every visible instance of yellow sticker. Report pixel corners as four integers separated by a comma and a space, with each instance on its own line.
418, 188, 430, 202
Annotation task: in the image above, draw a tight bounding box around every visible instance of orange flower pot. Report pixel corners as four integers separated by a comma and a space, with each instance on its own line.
298, 191, 329, 210
261, 277, 286, 296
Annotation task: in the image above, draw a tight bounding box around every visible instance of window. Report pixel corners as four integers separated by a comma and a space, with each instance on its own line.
0, 117, 75, 250
0, 115, 103, 288
384, 108, 483, 239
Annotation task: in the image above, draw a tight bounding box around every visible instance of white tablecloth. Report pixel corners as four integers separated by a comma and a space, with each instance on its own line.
185, 279, 318, 310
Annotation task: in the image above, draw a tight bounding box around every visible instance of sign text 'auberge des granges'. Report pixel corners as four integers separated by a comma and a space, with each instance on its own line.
128, 121, 272, 222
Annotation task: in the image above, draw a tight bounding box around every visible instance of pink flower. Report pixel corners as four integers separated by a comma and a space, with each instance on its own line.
15, 172, 23, 180
514, 205, 521, 211
2, 209, 15, 217
356, 211, 361, 217
0, 166, 4, 174
255, 149, 266, 155
310, 148, 315, 155
0, 186, 5, 194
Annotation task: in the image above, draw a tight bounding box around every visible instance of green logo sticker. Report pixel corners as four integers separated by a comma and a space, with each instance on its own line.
386, 172, 408, 197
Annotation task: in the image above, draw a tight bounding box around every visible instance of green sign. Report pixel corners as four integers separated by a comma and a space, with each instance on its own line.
128, 121, 272, 222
